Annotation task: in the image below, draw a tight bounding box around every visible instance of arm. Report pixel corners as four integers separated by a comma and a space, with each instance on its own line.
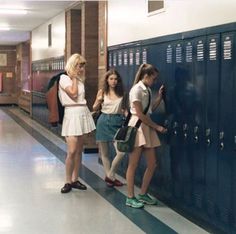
64, 77, 78, 101
93, 89, 104, 111
134, 101, 166, 133
152, 85, 164, 111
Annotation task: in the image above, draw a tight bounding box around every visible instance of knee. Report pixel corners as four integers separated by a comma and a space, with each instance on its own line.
128, 161, 139, 171
67, 150, 76, 159
147, 162, 157, 171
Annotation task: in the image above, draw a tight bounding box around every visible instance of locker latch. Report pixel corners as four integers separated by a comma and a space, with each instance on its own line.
206, 128, 211, 146
194, 126, 199, 143
173, 122, 178, 136
183, 123, 188, 139
219, 131, 224, 150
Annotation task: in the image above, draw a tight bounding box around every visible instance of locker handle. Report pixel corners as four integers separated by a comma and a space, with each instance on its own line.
184, 133, 187, 139
206, 138, 211, 146
194, 135, 198, 143
164, 120, 169, 128
220, 142, 224, 150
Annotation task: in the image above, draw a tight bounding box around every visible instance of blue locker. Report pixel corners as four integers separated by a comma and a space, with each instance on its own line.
146, 41, 172, 198
180, 39, 197, 206
169, 41, 187, 201
192, 37, 207, 211
218, 32, 235, 229
205, 34, 220, 219
232, 32, 236, 232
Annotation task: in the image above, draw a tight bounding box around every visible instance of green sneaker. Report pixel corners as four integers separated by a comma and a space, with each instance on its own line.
126, 197, 144, 209
137, 193, 158, 205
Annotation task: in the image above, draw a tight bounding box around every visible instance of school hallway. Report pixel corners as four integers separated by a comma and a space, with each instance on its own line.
0, 106, 210, 234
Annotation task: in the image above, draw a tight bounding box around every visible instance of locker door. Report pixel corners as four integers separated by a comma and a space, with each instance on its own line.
232, 31, 236, 233
205, 34, 220, 219
128, 48, 135, 88
170, 41, 186, 201
181, 39, 196, 205
122, 49, 130, 92
146, 41, 172, 198
108, 51, 113, 69
192, 37, 207, 210
218, 32, 235, 230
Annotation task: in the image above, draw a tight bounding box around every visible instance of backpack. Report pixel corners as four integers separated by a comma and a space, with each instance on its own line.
46, 71, 66, 126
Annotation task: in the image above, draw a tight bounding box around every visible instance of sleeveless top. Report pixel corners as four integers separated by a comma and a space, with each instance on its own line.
101, 95, 123, 114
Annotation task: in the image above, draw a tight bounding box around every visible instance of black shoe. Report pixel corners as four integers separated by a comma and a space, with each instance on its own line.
71, 180, 87, 190
61, 183, 72, 193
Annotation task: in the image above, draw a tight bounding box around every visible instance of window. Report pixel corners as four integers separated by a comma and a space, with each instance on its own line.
147, 0, 165, 16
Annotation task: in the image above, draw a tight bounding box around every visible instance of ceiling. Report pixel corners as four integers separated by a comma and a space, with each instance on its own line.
0, 1, 78, 46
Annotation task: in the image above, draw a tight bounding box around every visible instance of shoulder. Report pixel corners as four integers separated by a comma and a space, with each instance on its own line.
60, 74, 71, 83
130, 84, 142, 94
97, 89, 104, 96
60, 74, 70, 80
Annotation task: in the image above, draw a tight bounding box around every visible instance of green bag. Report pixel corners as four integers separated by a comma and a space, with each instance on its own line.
115, 126, 137, 153
115, 88, 151, 153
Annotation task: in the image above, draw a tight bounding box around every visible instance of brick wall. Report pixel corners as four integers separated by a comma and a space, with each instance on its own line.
98, 1, 107, 89
81, 1, 99, 110
65, 9, 82, 61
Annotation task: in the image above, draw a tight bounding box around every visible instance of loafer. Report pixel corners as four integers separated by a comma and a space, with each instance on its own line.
105, 176, 114, 187
71, 180, 87, 190
61, 183, 72, 193
113, 179, 124, 187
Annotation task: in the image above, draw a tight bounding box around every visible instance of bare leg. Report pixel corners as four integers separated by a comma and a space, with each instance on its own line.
72, 135, 84, 182
99, 142, 110, 177
126, 147, 142, 198
65, 136, 79, 183
140, 147, 157, 194
108, 142, 125, 180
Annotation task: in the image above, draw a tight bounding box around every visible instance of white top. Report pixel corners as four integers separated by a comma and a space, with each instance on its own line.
101, 95, 123, 114
58, 74, 87, 106
129, 80, 152, 114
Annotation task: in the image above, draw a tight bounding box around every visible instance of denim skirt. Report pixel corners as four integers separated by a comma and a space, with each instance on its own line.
96, 113, 124, 142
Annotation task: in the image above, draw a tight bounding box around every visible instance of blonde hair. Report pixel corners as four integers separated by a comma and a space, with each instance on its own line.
65, 53, 86, 82
133, 63, 159, 86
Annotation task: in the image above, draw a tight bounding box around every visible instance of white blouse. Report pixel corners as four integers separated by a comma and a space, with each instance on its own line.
58, 74, 87, 106
129, 80, 152, 114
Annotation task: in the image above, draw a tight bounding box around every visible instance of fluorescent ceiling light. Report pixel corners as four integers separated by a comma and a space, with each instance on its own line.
0, 9, 27, 15
0, 27, 10, 31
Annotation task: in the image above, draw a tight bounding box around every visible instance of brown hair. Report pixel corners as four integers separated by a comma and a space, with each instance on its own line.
103, 68, 124, 97
133, 63, 159, 86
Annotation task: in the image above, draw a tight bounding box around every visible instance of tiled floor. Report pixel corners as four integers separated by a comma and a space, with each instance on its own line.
0, 107, 210, 234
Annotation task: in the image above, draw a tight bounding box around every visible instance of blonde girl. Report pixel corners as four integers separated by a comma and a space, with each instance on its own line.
59, 53, 96, 193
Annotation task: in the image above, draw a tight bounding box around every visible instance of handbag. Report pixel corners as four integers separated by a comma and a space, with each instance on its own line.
114, 89, 151, 153
92, 110, 101, 125
92, 91, 104, 125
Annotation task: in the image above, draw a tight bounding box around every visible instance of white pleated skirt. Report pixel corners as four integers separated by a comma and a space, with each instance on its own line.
61, 106, 96, 137
128, 114, 161, 148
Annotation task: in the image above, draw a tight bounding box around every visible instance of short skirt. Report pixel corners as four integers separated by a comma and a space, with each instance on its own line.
128, 115, 161, 148
61, 106, 96, 137
96, 113, 124, 142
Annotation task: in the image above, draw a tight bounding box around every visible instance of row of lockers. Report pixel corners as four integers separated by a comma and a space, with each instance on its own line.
108, 23, 236, 233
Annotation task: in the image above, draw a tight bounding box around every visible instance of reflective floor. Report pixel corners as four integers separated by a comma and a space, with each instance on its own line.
0, 107, 210, 234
